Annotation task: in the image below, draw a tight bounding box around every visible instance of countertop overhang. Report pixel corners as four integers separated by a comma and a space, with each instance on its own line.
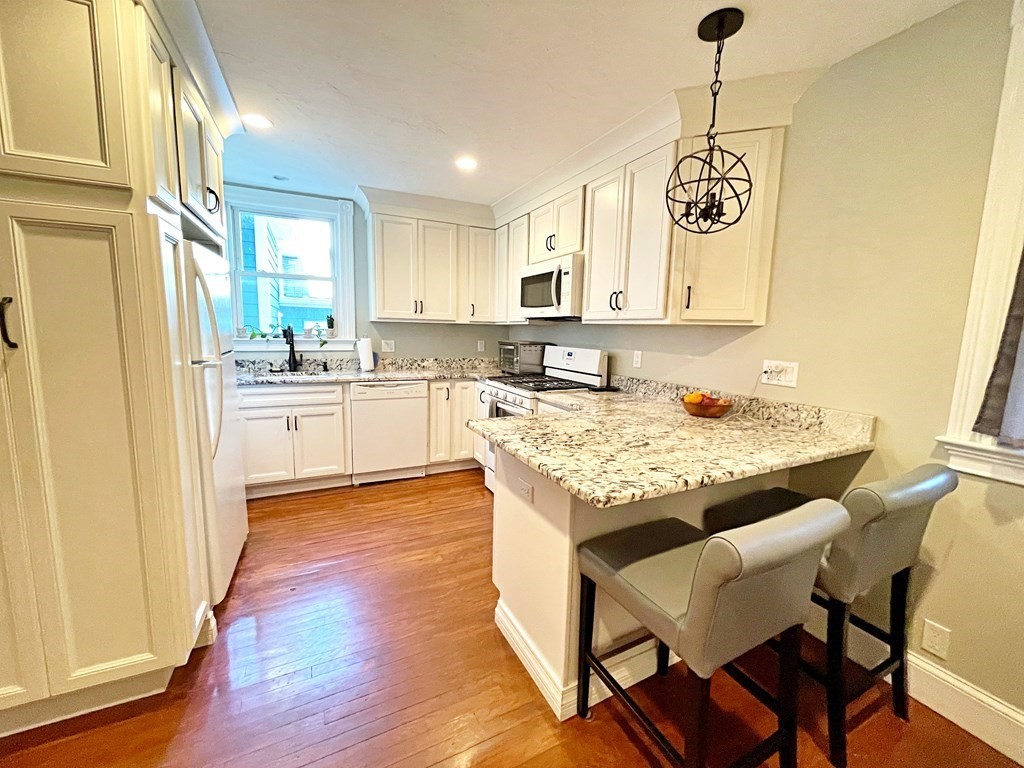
237, 369, 500, 386
468, 399, 874, 508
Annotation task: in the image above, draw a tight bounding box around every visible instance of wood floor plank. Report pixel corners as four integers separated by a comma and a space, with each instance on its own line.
0, 470, 1015, 768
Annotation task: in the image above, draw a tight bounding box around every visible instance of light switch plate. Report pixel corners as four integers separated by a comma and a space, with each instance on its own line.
477, 340, 486, 352
633, 350, 643, 368
761, 360, 798, 387
381, 339, 395, 353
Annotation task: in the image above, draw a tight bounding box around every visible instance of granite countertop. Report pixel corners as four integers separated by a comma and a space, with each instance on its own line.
467, 399, 874, 509
536, 390, 639, 411
238, 368, 501, 386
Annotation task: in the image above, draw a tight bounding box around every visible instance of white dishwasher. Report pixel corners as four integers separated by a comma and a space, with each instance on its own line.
350, 380, 429, 484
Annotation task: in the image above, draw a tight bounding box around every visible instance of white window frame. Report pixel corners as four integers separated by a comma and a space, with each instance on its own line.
225, 185, 357, 351
938, 2, 1024, 485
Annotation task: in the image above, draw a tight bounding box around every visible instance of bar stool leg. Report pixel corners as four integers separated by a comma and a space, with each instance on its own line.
656, 640, 670, 677
681, 672, 712, 768
778, 625, 802, 768
890, 567, 911, 721
826, 598, 852, 768
577, 576, 597, 719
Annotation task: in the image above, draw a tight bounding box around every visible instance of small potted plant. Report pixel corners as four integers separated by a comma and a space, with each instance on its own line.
326, 314, 337, 338
312, 323, 327, 348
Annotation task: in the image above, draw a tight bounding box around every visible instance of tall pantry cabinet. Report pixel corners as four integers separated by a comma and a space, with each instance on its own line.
0, 0, 221, 730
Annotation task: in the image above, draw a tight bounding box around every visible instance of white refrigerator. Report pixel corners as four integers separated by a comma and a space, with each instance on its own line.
184, 241, 249, 605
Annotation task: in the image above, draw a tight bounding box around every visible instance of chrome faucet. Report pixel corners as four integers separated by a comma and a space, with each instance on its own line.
284, 325, 302, 372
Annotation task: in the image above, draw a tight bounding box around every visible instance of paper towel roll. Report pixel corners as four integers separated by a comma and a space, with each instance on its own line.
356, 338, 375, 371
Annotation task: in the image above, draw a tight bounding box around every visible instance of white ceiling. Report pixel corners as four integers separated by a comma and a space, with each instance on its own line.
197, 0, 965, 205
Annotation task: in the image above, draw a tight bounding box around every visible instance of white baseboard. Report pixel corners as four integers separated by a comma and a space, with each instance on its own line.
806, 602, 1024, 765
245, 474, 353, 499
426, 460, 479, 475
494, 600, 672, 722
194, 610, 218, 648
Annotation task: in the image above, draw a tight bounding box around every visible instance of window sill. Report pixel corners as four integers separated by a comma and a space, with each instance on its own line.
936, 433, 1024, 487
233, 337, 356, 353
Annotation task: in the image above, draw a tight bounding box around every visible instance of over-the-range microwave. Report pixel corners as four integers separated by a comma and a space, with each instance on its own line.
518, 253, 584, 319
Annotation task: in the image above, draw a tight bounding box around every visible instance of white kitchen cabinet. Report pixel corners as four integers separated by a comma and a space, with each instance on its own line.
506, 214, 530, 323
136, 9, 179, 211
174, 71, 226, 236
678, 128, 784, 325
529, 187, 584, 263
428, 382, 454, 463
467, 227, 495, 322
292, 406, 348, 479
582, 168, 626, 321
0, 0, 130, 187
0, 202, 178, 695
493, 225, 509, 323
582, 142, 676, 322
372, 215, 458, 322
473, 382, 489, 466
241, 404, 348, 484
429, 381, 478, 463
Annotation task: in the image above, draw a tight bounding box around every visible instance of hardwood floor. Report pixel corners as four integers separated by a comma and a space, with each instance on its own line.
0, 469, 1014, 767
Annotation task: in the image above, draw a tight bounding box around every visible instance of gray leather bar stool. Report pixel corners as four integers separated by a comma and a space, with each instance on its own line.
702, 464, 959, 768
577, 500, 850, 768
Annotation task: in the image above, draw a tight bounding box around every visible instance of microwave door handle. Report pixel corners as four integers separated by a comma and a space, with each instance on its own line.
550, 269, 560, 311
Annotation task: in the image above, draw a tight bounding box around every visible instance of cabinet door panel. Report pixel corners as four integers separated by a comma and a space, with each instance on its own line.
0, 0, 129, 185
292, 406, 347, 479
473, 384, 488, 466
175, 74, 206, 218
418, 220, 457, 321
507, 215, 529, 323
241, 408, 294, 484
493, 225, 509, 323
140, 12, 179, 210
680, 129, 781, 324
468, 227, 495, 322
582, 169, 624, 321
373, 214, 418, 319
451, 382, 476, 461
428, 382, 452, 463
0, 371, 49, 710
552, 187, 584, 256
0, 204, 174, 693
620, 143, 675, 320
528, 203, 554, 263
203, 125, 226, 235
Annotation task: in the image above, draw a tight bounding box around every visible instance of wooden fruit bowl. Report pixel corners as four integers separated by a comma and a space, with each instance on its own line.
682, 400, 733, 418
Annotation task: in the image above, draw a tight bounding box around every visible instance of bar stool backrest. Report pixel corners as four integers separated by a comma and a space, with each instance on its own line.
818, 464, 959, 604
679, 499, 850, 678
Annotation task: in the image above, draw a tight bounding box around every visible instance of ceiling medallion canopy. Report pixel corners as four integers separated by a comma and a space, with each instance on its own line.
666, 8, 753, 235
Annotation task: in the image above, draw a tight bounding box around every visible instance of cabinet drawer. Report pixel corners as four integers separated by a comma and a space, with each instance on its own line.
239, 384, 345, 409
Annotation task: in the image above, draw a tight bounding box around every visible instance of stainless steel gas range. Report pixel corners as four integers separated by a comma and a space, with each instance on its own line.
476, 344, 608, 490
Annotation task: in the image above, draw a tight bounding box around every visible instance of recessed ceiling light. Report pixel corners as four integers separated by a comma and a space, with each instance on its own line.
272, 174, 289, 181
455, 155, 478, 172
242, 113, 273, 130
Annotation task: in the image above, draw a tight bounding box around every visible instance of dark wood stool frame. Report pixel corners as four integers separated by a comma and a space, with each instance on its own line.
799, 567, 911, 768
577, 575, 803, 768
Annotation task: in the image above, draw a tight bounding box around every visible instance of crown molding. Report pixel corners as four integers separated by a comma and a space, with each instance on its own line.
360, 187, 496, 227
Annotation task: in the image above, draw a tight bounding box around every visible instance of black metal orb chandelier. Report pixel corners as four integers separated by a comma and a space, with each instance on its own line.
666, 8, 752, 235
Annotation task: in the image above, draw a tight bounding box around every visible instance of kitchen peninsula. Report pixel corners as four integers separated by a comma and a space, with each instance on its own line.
467, 381, 874, 720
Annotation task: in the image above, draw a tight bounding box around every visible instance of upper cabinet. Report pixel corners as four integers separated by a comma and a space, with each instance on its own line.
506, 214, 530, 323
372, 214, 458, 322
529, 187, 584, 263
0, 0, 130, 187
677, 128, 784, 325
467, 226, 495, 322
136, 9, 179, 211
174, 71, 226, 237
583, 143, 676, 322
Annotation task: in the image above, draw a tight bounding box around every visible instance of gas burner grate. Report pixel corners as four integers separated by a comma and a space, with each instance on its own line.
489, 375, 588, 392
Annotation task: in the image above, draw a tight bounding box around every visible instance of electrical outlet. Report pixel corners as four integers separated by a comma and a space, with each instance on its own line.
761, 360, 799, 387
477, 340, 486, 353
922, 619, 951, 659
516, 478, 534, 503
633, 350, 643, 368
381, 339, 395, 353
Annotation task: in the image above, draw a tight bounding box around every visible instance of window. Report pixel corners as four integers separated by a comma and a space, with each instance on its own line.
226, 186, 355, 347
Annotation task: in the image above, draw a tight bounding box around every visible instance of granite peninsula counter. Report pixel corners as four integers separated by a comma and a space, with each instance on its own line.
467, 389, 874, 720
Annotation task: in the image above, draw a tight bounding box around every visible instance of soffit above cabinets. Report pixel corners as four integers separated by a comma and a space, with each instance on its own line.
195, 0, 966, 204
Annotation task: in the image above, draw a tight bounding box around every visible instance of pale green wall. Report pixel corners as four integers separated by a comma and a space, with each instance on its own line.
515, 0, 1024, 706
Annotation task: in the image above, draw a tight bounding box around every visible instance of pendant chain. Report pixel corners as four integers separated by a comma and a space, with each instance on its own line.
706, 37, 725, 149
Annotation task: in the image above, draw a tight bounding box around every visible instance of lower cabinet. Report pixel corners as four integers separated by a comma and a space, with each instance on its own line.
241, 404, 348, 484
428, 380, 477, 463
473, 382, 489, 465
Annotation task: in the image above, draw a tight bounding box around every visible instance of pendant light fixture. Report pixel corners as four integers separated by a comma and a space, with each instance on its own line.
666, 8, 752, 235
